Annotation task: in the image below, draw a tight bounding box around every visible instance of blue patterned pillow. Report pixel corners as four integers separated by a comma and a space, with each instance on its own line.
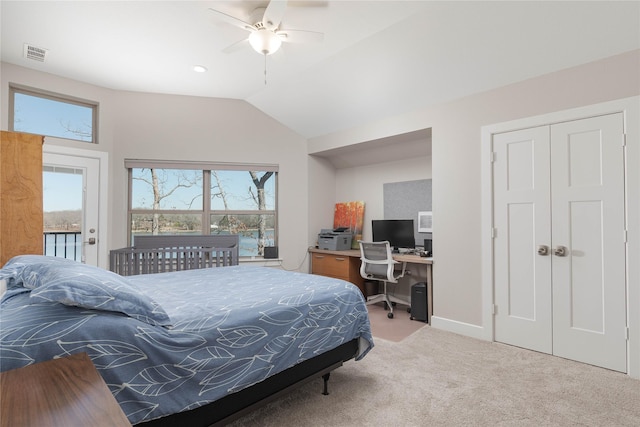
0, 263, 21, 290
5, 255, 172, 327
1, 255, 77, 290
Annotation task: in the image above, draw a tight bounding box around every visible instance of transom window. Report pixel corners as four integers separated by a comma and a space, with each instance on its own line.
9, 85, 98, 143
126, 160, 277, 258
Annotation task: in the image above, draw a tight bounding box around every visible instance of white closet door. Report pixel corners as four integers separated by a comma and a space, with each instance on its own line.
493, 126, 552, 354
550, 113, 627, 372
493, 113, 627, 372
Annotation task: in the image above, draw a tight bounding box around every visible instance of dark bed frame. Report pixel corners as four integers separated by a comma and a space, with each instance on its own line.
141, 339, 359, 426
108, 235, 361, 426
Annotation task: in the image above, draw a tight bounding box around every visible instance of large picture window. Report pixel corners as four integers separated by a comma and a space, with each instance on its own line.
126, 160, 277, 257
10, 85, 98, 143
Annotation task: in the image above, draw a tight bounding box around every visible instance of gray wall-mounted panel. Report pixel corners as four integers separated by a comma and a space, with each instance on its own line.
383, 179, 432, 246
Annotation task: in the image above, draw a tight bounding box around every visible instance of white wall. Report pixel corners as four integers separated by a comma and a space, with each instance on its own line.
3, 48, 639, 335
334, 156, 432, 241
1, 63, 117, 154
109, 91, 309, 270
307, 155, 336, 254
308, 49, 640, 330
1, 63, 310, 271
1, 62, 118, 263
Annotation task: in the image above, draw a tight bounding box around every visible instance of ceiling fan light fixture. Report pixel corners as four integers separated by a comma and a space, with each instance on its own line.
249, 29, 282, 55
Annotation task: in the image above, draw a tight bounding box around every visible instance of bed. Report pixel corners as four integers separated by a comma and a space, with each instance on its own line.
0, 254, 374, 425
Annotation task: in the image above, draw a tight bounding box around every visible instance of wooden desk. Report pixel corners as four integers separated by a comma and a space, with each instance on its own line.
309, 248, 365, 294
308, 248, 434, 323
0, 352, 131, 427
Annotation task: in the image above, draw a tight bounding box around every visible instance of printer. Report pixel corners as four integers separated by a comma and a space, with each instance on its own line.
317, 227, 353, 251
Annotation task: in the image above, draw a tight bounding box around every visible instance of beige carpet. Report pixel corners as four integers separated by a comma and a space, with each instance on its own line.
228, 326, 640, 426
366, 303, 427, 342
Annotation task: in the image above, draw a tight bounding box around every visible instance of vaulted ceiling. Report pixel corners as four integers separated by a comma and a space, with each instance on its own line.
2, 1, 638, 140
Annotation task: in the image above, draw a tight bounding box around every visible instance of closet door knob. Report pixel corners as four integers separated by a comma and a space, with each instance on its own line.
554, 246, 567, 257
537, 245, 549, 256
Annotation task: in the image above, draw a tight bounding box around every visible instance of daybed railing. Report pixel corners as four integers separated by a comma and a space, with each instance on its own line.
109, 235, 239, 276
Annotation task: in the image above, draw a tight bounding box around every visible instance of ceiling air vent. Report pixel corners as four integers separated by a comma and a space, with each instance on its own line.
23, 43, 48, 62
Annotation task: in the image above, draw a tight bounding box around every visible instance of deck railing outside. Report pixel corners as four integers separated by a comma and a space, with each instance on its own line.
43, 231, 82, 261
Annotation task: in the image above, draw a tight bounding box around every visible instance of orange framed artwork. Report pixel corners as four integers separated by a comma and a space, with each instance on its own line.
333, 201, 365, 249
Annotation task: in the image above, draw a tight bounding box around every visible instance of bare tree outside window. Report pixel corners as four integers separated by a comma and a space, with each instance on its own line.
132, 168, 202, 234
129, 166, 276, 257
210, 170, 275, 256
11, 87, 97, 143
250, 171, 274, 255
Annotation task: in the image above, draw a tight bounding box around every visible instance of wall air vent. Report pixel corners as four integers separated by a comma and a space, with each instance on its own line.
23, 43, 48, 62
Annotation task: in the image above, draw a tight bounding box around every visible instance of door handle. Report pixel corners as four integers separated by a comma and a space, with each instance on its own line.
537, 245, 549, 256
554, 246, 566, 257
85, 237, 96, 245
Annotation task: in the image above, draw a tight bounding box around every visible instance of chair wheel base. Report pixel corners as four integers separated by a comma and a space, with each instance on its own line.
387, 312, 394, 319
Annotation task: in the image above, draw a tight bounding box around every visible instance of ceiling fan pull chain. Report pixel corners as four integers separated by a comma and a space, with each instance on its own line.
264, 54, 268, 85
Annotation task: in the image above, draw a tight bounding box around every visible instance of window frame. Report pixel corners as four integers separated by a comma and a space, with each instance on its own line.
9, 84, 99, 144
125, 159, 278, 258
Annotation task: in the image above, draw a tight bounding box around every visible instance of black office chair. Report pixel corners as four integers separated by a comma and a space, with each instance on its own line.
358, 240, 408, 319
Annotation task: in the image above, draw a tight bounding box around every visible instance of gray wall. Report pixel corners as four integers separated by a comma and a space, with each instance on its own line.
383, 178, 432, 245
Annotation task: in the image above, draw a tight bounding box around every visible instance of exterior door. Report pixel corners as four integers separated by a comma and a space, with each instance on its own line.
43, 152, 100, 266
493, 113, 627, 372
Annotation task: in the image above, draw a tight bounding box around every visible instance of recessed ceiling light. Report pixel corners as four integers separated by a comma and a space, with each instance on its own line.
193, 65, 207, 73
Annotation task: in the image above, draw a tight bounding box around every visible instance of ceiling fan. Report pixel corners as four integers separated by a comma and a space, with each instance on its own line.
208, 0, 324, 56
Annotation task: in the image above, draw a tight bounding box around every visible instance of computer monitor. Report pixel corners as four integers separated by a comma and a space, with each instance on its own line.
372, 219, 415, 252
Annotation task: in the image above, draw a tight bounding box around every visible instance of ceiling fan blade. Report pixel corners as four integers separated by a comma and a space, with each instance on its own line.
208, 8, 255, 32
262, 0, 288, 30
222, 38, 249, 54
288, 1, 328, 7
277, 29, 324, 43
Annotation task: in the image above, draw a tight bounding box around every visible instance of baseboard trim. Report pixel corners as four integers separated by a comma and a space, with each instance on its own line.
430, 316, 486, 341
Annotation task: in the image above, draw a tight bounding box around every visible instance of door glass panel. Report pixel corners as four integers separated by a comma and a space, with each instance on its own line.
43, 165, 83, 261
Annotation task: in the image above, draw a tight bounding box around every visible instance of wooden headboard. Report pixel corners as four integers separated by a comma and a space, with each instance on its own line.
133, 234, 239, 250
110, 234, 239, 276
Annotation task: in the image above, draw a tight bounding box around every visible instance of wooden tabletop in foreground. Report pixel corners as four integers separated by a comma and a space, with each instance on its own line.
0, 352, 131, 427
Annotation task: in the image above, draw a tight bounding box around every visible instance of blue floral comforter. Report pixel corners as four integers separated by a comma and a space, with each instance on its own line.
0, 263, 373, 424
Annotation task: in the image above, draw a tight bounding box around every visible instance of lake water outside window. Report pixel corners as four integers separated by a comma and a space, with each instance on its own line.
128, 165, 277, 257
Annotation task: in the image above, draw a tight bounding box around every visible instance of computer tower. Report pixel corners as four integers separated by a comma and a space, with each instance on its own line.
263, 246, 278, 259
423, 238, 432, 256
410, 282, 428, 322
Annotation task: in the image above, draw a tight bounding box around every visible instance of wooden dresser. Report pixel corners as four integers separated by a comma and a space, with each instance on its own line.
0, 352, 131, 426
309, 248, 365, 294
0, 131, 44, 266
